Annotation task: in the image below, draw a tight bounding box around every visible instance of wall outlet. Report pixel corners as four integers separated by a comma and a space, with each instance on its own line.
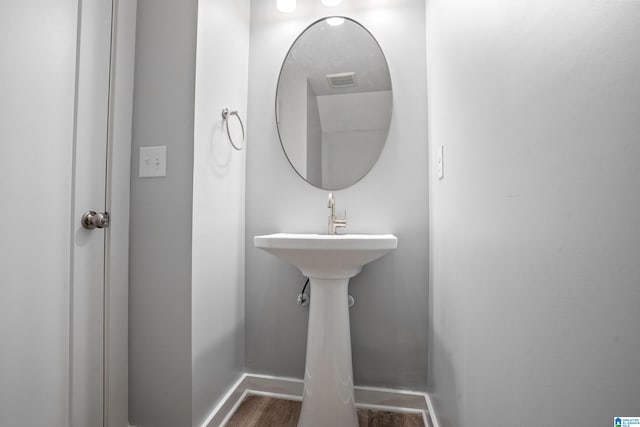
139, 146, 167, 178
437, 145, 444, 180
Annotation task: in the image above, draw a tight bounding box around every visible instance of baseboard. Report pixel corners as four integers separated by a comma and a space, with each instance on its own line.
200, 374, 249, 427
202, 373, 439, 427
425, 393, 441, 427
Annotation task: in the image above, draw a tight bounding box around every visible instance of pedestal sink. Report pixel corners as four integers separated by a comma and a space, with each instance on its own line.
254, 233, 398, 427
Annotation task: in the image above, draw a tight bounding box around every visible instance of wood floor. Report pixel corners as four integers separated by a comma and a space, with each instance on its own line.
225, 395, 425, 427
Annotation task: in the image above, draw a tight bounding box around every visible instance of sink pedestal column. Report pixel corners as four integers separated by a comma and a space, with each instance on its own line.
297, 277, 358, 427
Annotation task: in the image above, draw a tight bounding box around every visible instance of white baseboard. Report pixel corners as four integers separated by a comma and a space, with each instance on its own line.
202, 373, 439, 427
200, 374, 248, 427
425, 393, 440, 427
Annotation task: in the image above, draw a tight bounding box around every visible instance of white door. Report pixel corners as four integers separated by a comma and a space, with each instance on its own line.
0, 1, 115, 426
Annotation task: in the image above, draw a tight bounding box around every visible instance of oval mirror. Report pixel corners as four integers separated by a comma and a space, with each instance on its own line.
276, 17, 392, 190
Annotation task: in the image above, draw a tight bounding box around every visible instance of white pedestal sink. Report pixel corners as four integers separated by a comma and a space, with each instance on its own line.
254, 233, 398, 427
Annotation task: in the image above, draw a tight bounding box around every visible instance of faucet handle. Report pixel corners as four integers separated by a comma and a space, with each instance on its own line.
327, 192, 346, 234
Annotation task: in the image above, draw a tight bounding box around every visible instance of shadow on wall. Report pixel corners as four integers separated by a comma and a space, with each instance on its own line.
193, 322, 246, 427
428, 328, 460, 427
204, 107, 247, 177
208, 118, 233, 175
349, 230, 428, 391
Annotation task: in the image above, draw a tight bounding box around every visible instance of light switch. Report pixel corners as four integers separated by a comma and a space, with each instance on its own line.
436, 145, 444, 180
139, 146, 167, 178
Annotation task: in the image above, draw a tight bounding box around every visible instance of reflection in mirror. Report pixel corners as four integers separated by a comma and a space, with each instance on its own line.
276, 17, 392, 190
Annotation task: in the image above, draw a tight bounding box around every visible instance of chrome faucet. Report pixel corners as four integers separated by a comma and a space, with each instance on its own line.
327, 192, 347, 235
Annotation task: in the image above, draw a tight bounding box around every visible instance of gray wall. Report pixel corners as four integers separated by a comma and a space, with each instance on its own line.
246, 0, 429, 390
128, 0, 197, 425
426, 0, 640, 425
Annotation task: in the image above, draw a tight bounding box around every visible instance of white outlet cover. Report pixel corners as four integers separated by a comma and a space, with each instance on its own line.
139, 146, 167, 178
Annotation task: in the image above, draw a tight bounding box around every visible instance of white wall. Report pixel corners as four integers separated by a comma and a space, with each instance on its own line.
306, 82, 323, 184
246, 0, 429, 390
0, 1, 77, 425
427, 1, 640, 425
192, 0, 249, 425
130, 1, 250, 425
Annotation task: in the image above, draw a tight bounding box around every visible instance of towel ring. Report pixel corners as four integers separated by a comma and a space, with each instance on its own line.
221, 108, 245, 150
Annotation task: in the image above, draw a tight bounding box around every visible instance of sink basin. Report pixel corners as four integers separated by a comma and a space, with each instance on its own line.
254, 233, 398, 427
254, 233, 398, 279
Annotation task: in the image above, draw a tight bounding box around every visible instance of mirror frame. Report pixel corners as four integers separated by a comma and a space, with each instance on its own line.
275, 16, 393, 190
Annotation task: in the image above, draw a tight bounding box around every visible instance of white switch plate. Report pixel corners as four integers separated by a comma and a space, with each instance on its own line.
436, 145, 444, 180
139, 146, 167, 178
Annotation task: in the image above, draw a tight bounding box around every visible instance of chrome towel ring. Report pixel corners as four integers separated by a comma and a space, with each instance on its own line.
221, 108, 245, 150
